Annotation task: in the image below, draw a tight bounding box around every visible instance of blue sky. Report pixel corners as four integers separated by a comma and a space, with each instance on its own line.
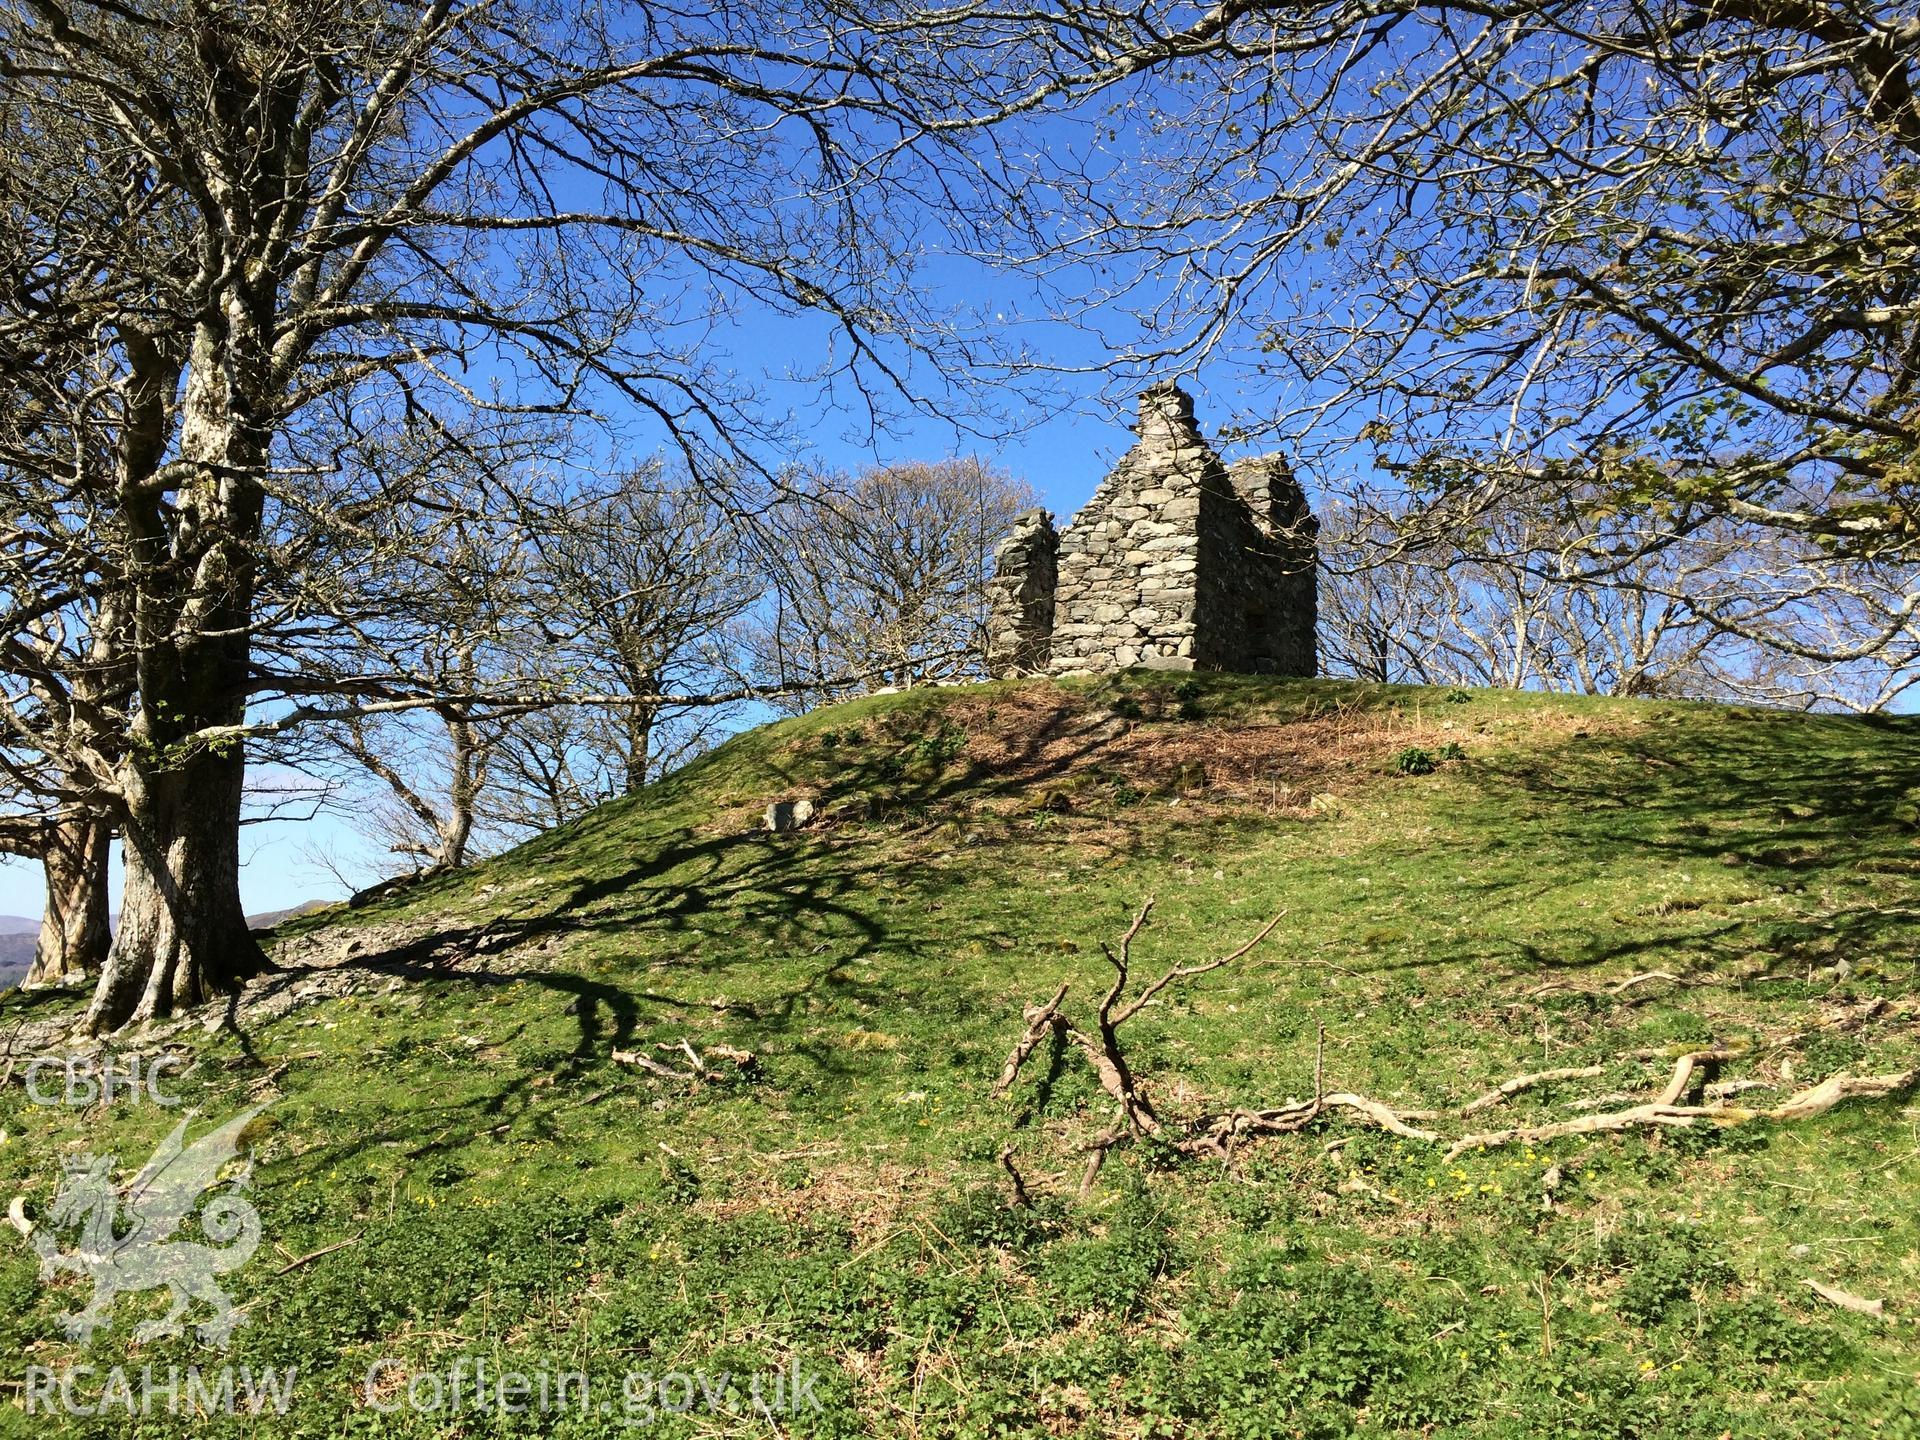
0, 273, 1262, 920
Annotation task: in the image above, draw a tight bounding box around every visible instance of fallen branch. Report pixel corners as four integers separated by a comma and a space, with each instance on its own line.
1804, 1279, 1884, 1318
996, 912, 1920, 1182
1460, 1065, 1606, 1116
1446, 1103, 1712, 1160
1447, 1068, 1920, 1160
1609, 971, 1681, 994
991, 983, 1069, 1098
274, 1234, 362, 1276
612, 1040, 756, 1086
613, 1049, 701, 1082
1768, 1068, 1920, 1121
1657, 1049, 1722, 1106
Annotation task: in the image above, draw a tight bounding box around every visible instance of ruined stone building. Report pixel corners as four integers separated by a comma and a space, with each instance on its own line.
985, 382, 1318, 678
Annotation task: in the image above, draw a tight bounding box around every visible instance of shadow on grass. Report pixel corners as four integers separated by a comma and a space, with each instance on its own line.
1450, 708, 1920, 984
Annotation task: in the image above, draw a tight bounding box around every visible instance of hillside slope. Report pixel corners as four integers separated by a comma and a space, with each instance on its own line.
4, 674, 1919, 1438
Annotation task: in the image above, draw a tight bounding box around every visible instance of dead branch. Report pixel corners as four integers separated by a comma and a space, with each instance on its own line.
1460, 1065, 1606, 1116
998, 1144, 1033, 1208
1322, 1093, 1443, 1140
1111, 908, 1288, 1027
612, 1049, 696, 1081
274, 1234, 363, 1276
991, 982, 1069, 1098
611, 1040, 755, 1086
1656, 1049, 1723, 1105
1564, 1092, 1641, 1111
1804, 1279, 1885, 1318
1447, 1068, 1920, 1160
1768, 1068, 1920, 1121
1609, 971, 1682, 994
1446, 1102, 1714, 1160
995, 905, 1920, 1187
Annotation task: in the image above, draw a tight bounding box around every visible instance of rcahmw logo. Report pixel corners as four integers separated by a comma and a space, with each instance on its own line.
24, 1363, 297, 1418
13, 1104, 268, 1350
24, 1052, 185, 1107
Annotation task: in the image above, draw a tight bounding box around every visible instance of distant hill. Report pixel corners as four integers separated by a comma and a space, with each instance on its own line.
0, 932, 31, 988
246, 898, 333, 931
0, 914, 38, 935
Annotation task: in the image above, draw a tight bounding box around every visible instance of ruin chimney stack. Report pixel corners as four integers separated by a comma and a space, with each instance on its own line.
1135, 380, 1204, 457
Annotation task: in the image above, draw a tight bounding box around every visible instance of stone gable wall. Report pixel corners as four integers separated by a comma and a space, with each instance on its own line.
985, 383, 1317, 679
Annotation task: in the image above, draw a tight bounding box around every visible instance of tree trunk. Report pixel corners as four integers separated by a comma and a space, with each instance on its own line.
85, 310, 269, 1034
23, 816, 112, 989
84, 749, 262, 1032
621, 707, 654, 795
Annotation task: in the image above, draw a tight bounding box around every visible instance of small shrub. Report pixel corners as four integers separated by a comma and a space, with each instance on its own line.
1395, 746, 1437, 776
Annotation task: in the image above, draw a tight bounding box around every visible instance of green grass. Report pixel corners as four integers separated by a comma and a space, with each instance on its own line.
4, 674, 1919, 1437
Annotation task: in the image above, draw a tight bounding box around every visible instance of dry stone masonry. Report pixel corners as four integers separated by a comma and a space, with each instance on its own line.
986, 382, 1317, 678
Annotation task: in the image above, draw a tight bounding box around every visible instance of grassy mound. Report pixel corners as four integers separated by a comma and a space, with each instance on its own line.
4, 674, 1919, 1438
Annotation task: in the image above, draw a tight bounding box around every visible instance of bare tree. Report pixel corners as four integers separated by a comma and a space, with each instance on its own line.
750, 458, 1038, 704
310, 503, 532, 874
1319, 490, 1920, 708
518, 464, 761, 799
0, 0, 1018, 1031
996, 2, 1920, 663
315, 460, 761, 875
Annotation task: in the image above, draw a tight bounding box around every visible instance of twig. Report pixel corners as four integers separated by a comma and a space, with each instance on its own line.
1609, 971, 1680, 994
1312, 1022, 1326, 1112
998, 1145, 1032, 1209
274, 1234, 361, 1276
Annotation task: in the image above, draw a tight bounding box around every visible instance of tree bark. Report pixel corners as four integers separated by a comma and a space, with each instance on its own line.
23, 816, 111, 990
85, 310, 270, 1034
621, 701, 654, 795
84, 750, 262, 1032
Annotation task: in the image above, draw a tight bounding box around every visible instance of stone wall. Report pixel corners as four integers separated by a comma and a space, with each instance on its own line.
983, 508, 1058, 676
984, 382, 1316, 679
1202, 457, 1318, 676
1045, 383, 1213, 673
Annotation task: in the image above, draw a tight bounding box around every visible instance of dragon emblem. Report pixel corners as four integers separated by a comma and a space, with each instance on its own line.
28, 1105, 266, 1349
